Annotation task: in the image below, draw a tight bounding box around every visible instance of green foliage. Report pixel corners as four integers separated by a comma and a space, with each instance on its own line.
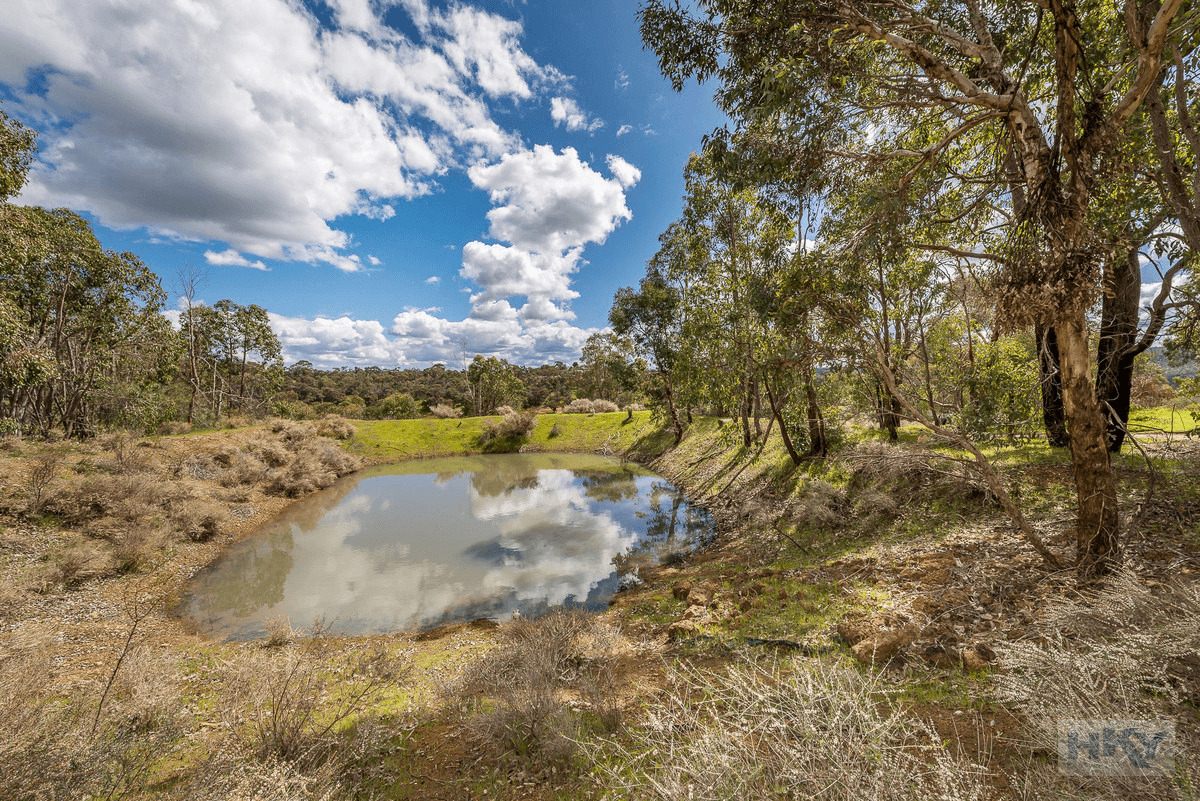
180, 298, 282, 418
368, 392, 421, 420
0, 109, 36, 201
478, 410, 539, 451
466, 355, 526, 416
957, 336, 1040, 440
0, 204, 169, 436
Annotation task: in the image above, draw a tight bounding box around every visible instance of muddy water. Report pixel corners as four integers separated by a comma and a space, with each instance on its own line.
181, 453, 714, 640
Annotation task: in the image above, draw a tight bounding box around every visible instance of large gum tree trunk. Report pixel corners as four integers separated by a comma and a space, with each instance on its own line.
1056, 312, 1120, 576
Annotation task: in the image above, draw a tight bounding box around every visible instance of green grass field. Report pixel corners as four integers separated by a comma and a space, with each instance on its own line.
349, 410, 675, 463
1128, 404, 1197, 433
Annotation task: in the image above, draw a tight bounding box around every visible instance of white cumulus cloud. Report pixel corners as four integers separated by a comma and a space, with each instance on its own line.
468, 145, 634, 253
549, 97, 604, 133
0, 0, 563, 272
204, 249, 269, 271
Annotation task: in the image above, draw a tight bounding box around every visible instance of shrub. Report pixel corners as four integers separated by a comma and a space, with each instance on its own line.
591, 399, 619, 413
479, 411, 538, 445
112, 525, 169, 573
430, 403, 462, 419
454, 611, 624, 763
265, 440, 361, 497
24, 449, 63, 513
316, 414, 356, 440
369, 392, 421, 420
217, 450, 269, 487
56, 539, 113, 586
170, 499, 229, 542
563, 398, 595, 414
269, 398, 316, 420
269, 419, 318, 446
182, 750, 340, 801
248, 437, 291, 468
221, 620, 408, 763
494, 404, 516, 416
994, 570, 1200, 798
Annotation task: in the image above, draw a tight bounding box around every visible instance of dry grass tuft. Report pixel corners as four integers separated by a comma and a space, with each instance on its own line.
0, 648, 181, 800
221, 619, 408, 763
479, 410, 539, 445
24, 448, 63, 512
249, 436, 293, 467
797, 478, 849, 529
843, 440, 990, 504
454, 610, 625, 763
57, 538, 115, 585
591, 657, 992, 801
171, 498, 229, 542
316, 414, 356, 440
430, 403, 461, 419
217, 450, 269, 487
158, 420, 192, 435
269, 418, 319, 446
262, 614, 297, 648
181, 748, 341, 801
112, 524, 170, 572
264, 439, 361, 497
563, 398, 596, 414
995, 570, 1200, 799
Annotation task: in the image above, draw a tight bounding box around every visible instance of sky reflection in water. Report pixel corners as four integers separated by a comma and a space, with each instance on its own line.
182, 453, 713, 640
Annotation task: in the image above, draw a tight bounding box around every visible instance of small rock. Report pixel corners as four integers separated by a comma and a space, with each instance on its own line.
971, 641, 997, 661
682, 604, 707, 621
685, 588, 710, 607
922, 643, 962, 669
836, 618, 874, 646
850, 624, 918, 665
667, 620, 698, 640
671, 581, 694, 601
961, 647, 989, 672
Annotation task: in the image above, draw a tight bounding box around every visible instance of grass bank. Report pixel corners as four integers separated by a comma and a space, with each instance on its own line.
349, 410, 674, 463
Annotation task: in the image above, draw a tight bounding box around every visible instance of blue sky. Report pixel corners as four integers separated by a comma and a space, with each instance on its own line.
0, 0, 724, 368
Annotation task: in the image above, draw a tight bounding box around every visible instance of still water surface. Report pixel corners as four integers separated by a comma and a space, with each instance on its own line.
182, 453, 714, 640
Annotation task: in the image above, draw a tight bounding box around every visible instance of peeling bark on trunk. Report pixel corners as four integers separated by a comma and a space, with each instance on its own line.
1035, 323, 1070, 447
1056, 313, 1121, 577
1095, 248, 1141, 452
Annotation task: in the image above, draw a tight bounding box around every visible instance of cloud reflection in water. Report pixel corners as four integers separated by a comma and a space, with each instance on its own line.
181, 453, 711, 640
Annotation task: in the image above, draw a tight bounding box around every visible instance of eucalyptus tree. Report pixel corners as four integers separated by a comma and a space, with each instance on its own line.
580, 332, 646, 415
0, 206, 168, 435
640, 0, 1195, 576
466, 355, 525, 416
610, 268, 687, 443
